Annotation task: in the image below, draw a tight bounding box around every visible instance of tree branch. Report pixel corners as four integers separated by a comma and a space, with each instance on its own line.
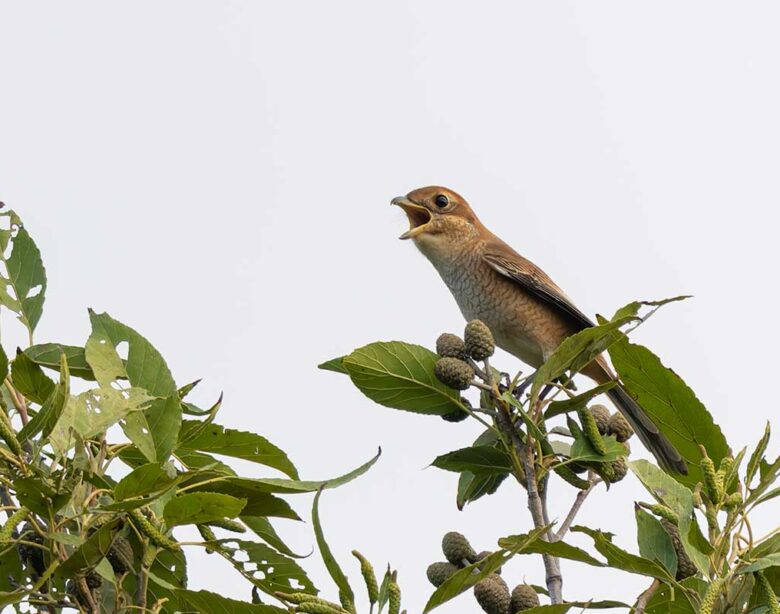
634, 579, 660, 613
553, 476, 601, 542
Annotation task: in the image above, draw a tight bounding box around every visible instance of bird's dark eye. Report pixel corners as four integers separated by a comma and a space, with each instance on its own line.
434, 194, 449, 208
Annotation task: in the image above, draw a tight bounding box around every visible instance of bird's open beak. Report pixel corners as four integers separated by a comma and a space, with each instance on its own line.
391, 196, 432, 240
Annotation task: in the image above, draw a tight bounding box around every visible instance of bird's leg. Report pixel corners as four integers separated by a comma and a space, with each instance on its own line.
512, 370, 537, 401
539, 383, 555, 402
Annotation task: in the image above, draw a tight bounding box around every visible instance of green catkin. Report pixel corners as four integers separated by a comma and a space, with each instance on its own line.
723, 491, 743, 509
205, 518, 246, 533
699, 578, 725, 614
197, 524, 216, 554
130, 509, 180, 551
700, 446, 723, 504
351, 550, 379, 604
577, 408, 607, 455
0, 506, 29, 543
388, 577, 401, 614
554, 464, 590, 489
276, 592, 346, 611
0, 411, 22, 456
338, 590, 355, 614
296, 603, 347, 614
758, 572, 780, 614
641, 502, 678, 523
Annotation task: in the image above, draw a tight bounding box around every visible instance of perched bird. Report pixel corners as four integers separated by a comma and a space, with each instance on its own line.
392, 186, 687, 475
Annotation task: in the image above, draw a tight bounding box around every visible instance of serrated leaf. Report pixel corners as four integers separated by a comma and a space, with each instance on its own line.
86, 309, 176, 396
24, 343, 100, 380
241, 516, 307, 558
176, 589, 288, 613
217, 539, 317, 598
0, 216, 47, 336
178, 423, 297, 480
318, 356, 348, 374
636, 506, 678, 577
312, 488, 355, 609
10, 350, 55, 404
432, 445, 512, 474
610, 339, 729, 489
18, 353, 69, 442
530, 316, 632, 404
737, 554, 780, 574
571, 526, 675, 581
164, 492, 246, 527
114, 462, 179, 502
181, 479, 300, 520
630, 460, 709, 574
123, 395, 182, 462
498, 534, 605, 567
342, 341, 466, 415
456, 470, 508, 510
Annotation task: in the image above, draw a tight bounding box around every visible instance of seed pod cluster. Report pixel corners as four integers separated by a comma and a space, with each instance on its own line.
442, 531, 477, 566
434, 357, 474, 391
607, 412, 634, 442
464, 320, 495, 361
511, 583, 540, 612
17, 523, 45, 577
474, 574, 510, 614
107, 535, 134, 574
588, 405, 611, 435
436, 333, 468, 360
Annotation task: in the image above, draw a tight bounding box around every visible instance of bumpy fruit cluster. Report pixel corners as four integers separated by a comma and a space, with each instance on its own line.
426, 532, 541, 613
434, 320, 496, 422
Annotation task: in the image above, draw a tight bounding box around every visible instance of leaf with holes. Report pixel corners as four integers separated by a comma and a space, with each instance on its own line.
122, 395, 182, 463
86, 309, 176, 396
342, 341, 467, 415
0, 212, 46, 337
176, 590, 288, 613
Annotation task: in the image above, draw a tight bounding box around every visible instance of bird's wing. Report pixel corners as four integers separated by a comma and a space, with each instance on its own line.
482, 243, 595, 330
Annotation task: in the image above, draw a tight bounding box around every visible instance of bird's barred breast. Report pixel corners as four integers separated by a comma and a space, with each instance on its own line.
431, 250, 571, 368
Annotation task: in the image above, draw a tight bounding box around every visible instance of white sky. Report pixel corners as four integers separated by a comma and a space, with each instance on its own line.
2, 1, 780, 611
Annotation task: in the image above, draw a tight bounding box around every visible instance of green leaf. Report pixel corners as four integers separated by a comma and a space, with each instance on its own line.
630, 460, 709, 574
571, 526, 675, 581
241, 516, 307, 558
18, 353, 69, 442
24, 343, 100, 380
424, 528, 547, 612
175, 450, 236, 475
164, 492, 247, 527
86, 309, 176, 396
217, 540, 317, 598
569, 433, 628, 464
58, 517, 123, 576
49, 386, 153, 456
114, 462, 180, 502
611, 296, 691, 323
747, 422, 771, 489
544, 382, 617, 419
342, 341, 466, 415
498, 534, 605, 567
14, 475, 71, 516
0, 346, 8, 383
123, 395, 182, 462
318, 356, 348, 374
176, 589, 288, 613
610, 339, 729, 489
530, 316, 633, 404
636, 506, 678, 577
10, 350, 55, 404
432, 445, 512, 474
456, 470, 508, 510
643, 577, 704, 614
185, 447, 380, 495
0, 217, 47, 336
178, 423, 298, 480
737, 554, 780, 574
312, 488, 355, 609
181, 479, 300, 520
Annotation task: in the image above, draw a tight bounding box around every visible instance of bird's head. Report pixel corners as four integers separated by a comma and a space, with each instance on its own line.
391, 186, 482, 253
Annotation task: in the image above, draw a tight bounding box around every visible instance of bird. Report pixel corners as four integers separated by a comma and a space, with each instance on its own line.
391, 185, 687, 475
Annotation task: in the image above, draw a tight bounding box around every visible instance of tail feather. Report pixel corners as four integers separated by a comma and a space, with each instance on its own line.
606, 385, 688, 475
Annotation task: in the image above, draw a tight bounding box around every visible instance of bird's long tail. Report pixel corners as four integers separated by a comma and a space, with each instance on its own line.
606, 384, 688, 475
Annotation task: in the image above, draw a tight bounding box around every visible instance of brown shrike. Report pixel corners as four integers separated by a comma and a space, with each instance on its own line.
392, 185, 686, 475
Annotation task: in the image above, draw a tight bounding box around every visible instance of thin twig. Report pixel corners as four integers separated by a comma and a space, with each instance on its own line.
553, 476, 602, 542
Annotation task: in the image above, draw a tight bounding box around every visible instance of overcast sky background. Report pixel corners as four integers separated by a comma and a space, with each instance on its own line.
2, 2, 780, 611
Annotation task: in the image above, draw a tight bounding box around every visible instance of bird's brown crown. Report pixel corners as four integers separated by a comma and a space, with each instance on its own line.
391, 186, 483, 249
